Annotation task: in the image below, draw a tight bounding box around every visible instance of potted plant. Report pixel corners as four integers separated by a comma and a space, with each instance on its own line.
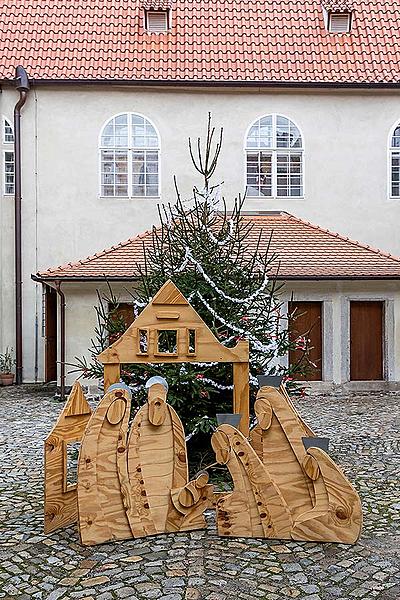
0, 347, 16, 386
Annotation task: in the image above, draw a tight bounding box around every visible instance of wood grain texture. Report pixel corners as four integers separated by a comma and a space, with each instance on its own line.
64, 382, 91, 417
104, 363, 120, 392
350, 301, 384, 381
168, 473, 213, 533
233, 362, 250, 436
122, 382, 212, 538
289, 301, 323, 381
212, 424, 292, 539
251, 387, 315, 521
97, 280, 251, 436
125, 383, 189, 537
44, 381, 92, 534
77, 387, 132, 546
279, 384, 315, 437
98, 280, 249, 365
250, 386, 362, 544
292, 447, 363, 544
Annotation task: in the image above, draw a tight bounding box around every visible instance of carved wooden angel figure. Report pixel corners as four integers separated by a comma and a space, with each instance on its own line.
250, 385, 362, 544
124, 377, 213, 537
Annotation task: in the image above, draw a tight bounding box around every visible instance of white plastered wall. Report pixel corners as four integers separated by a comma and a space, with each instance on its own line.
287, 280, 400, 391
1, 84, 400, 381
58, 279, 400, 390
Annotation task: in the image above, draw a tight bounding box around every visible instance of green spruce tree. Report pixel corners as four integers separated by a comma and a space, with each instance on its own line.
75, 115, 311, 433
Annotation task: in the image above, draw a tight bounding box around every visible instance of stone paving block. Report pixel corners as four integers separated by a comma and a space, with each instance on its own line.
1, 387, 400, 600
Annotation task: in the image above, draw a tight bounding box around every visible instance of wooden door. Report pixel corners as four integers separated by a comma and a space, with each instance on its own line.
350, 301, 384, 381
108, 303, 135, 344
289, 301, 323, 381
109, 303, 135, 329
45, 286, 57, 382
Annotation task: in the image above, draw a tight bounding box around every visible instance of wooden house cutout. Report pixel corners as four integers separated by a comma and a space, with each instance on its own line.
98, 280, 250, 434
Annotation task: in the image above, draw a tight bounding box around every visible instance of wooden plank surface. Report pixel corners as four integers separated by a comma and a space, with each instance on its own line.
98, 280, 249, 365
251, 386, 315, 519
44, 382, 92, 534
104, 363, 120, 392
125, 390, 189, 536
250, 386, 363, 544
292, 447, 363, 543
233, 362, 250, 436
77, 387, 132, 545
212, 424, 292, 539
124, 382, 211, 537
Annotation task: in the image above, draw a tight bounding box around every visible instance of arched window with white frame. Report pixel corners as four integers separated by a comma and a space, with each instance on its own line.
245, 114, 303, 198
2, 117, 14, 196
100, 113, 160, 197
389, 123, 400, 197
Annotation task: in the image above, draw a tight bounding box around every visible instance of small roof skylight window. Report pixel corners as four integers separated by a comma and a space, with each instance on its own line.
328, 12, 352, 33
146, 10, 170, 32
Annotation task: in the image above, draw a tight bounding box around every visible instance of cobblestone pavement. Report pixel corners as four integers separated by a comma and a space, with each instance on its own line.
1, 385, 399, 600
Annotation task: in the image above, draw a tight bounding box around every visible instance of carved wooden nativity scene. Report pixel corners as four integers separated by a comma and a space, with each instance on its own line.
44, 281, 362, 546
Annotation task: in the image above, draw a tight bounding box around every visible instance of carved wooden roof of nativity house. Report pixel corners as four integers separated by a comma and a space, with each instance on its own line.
97, 280, 249, 365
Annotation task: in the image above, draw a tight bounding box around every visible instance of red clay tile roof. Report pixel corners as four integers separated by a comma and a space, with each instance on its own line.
34, 212, 400, 281
0, 1, 399, 85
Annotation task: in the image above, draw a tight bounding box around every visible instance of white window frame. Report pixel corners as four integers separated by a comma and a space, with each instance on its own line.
244, 114, 305, 200
388, 120, 400, 200
3, 149, 15, 196
98, 112, 161, 199
2, 116, 14, 196
143, 8, 173, 32
328, 12, 352, 34
2, 116, 14, 144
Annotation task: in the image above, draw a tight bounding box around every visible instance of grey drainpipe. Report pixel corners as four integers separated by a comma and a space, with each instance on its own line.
55, 282, 66, 401
14, 66, 30, 385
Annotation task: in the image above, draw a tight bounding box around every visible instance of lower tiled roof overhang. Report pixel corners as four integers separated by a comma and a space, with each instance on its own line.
32, 213, 400, 283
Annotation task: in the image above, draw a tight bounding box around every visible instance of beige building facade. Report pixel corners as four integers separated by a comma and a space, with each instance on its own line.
1, 84, 400, 386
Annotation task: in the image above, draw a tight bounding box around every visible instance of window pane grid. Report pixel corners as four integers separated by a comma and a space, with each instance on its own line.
392, 127, 400, 149
100, 113, 160, 197
246, 114, 303, 197
4, 151, 14, 195
246, 152, 272, 197
101, 149, 128, 197
4, 119, 14, 143
132, 150, 159, 197
276, 153, 303, 197
391, 152, 400, 197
